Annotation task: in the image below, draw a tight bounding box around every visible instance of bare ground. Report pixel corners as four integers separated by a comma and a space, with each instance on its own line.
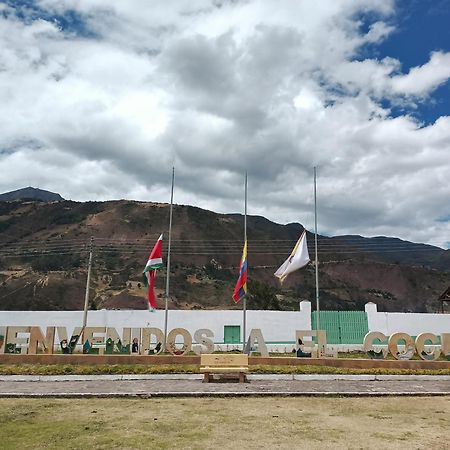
0, 397, 448, 449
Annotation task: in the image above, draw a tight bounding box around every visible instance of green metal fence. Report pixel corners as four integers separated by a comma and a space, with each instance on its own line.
311, 311, 369, 344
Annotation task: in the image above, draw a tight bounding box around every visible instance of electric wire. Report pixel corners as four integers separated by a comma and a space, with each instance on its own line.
0, 234, 446, 260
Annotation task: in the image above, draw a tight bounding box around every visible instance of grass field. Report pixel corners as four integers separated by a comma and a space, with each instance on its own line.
0, 397, 448, 449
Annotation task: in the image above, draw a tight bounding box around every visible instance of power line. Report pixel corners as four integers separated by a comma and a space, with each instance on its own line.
2, 234, 446, 245
2, 240, 444, 249
1, 234, 446, 259
0, 248, 444, 259
0, 281, 33, 299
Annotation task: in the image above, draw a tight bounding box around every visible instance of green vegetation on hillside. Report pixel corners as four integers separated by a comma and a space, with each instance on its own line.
0, 199, 448, 312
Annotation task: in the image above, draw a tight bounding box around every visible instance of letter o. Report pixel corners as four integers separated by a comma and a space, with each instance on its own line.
388, 332, 415, 360
167, 328, 192, 356
415, 333, 441, 361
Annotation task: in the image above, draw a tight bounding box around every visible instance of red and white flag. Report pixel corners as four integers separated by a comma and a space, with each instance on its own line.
143, 234, 163, 310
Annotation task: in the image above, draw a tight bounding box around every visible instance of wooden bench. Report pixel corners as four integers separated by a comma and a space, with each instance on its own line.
200, 354, 249, 383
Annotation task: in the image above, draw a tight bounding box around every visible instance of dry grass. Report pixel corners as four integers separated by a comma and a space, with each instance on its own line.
0, 397, 448, 449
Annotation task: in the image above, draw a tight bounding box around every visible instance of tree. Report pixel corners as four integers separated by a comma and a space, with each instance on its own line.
248, 279, 281, 310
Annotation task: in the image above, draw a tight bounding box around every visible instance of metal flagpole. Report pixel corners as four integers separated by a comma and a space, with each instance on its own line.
82, 236, 94, 330
314, 166, 320, 333
243, 171, 247, 352
163, 167, 175, 352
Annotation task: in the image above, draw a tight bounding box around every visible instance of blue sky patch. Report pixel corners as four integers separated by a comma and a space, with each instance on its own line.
376, 0, 450, 124
3, 0, 96, 38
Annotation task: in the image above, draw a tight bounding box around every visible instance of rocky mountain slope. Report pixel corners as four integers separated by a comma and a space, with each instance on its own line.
0, 187, 64, 202
0, 199, 448, 312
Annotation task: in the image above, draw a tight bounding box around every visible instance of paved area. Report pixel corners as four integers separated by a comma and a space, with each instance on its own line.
0, 375, 449, 397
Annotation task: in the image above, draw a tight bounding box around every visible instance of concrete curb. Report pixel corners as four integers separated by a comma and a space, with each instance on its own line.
0, 374, 203, 382
1, 374, 450, 382
0, 391, 449, 398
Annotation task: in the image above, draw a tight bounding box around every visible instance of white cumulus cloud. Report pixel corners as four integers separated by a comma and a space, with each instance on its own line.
0, 0, 449, 247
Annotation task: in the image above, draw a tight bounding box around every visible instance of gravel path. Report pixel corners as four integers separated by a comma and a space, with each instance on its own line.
1, 375, 449, 397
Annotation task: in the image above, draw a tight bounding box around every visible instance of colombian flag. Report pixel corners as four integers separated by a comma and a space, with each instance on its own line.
232, 241, 247, 303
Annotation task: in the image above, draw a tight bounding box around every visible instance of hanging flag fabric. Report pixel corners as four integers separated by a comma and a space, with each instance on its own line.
143, 234, 163, 309
232, 241, 248, 303
274, 230, 310, 283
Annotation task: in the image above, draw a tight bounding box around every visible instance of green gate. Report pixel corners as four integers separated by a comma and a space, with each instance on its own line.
224, 325, 241, 344
311, 311, 369, 344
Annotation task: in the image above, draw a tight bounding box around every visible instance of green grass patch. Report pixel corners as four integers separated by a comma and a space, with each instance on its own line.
251, 364, 450, 375
0, 363, 448, 376
0, 364, 198, 375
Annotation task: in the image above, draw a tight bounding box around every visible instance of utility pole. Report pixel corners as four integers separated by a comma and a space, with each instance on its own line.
163, 167, 175, 351
82, 236, 94, 329
314, 167, 320, 333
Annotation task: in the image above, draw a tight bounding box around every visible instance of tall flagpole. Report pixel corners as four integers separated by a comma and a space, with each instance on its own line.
314, 166, 320, 333
163, 167, 175, 352
243, 171, 247, 351
82, 236, 93, 330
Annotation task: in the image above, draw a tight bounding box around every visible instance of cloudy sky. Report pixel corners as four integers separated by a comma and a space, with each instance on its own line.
1, 0, 449, 247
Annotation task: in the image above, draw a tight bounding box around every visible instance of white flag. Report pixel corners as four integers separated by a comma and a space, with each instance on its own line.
274, 230, 310, 283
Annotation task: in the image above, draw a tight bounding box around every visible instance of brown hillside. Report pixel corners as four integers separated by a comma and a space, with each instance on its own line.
0, 200, 448, 312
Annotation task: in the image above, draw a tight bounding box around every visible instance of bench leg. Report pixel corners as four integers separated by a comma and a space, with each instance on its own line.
239, 372, 246, 383
203, 373, 210, 383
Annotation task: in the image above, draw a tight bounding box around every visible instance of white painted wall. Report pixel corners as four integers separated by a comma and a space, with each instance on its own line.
2, 301, 449, 353
365, 302, 450, 336
0, 301, 312, 352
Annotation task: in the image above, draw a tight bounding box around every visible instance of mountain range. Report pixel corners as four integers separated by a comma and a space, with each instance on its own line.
0, 192, 448, 313
0, 187, 64, 202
